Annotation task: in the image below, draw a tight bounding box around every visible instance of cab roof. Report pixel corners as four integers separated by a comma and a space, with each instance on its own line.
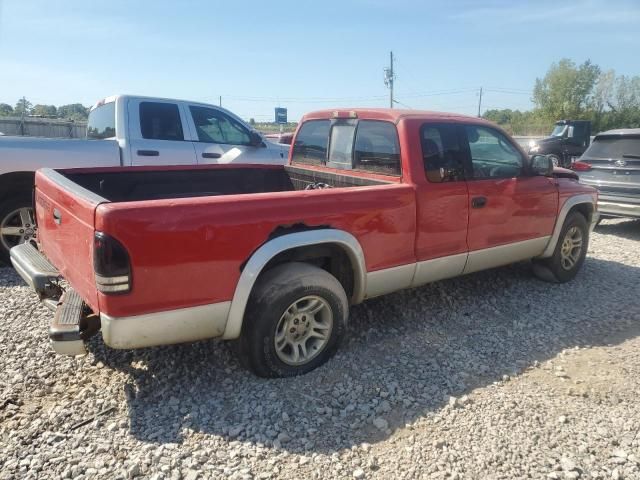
301, 108, 495, 126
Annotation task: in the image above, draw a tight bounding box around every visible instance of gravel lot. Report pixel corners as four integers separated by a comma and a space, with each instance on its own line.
1, 219, 640, 480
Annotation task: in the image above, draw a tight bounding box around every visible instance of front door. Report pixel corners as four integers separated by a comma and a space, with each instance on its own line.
462, 124, 558, 273
186, 105, 275, 164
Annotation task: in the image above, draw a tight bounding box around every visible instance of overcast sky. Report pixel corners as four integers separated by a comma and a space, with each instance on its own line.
0, 0, 638, 121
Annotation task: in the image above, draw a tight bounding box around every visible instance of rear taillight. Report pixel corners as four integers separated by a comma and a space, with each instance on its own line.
93, 232, 131, 294
572, 161, 592, 171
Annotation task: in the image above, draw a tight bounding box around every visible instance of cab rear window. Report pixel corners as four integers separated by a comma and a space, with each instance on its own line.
87, 102, 116, 139
292, 119, 400, 176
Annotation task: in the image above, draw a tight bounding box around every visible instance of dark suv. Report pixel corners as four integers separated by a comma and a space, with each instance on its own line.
574, 129, 640, 218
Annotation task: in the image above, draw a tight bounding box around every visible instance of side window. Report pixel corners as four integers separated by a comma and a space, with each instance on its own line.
465, 125, 523, 179
190, 106, 251, 145
139, 102, 184, 141
291, 120, 330, 165
421, 123, 465, 182
354, 121, 400, 175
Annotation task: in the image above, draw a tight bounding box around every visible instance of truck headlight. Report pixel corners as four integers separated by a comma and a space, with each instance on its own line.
529, 143, 540, 153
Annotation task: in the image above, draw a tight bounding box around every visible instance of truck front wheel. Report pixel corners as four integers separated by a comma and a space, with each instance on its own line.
532, 212, 589, 283
0, 196, 36, 265
237, 262, 349, 378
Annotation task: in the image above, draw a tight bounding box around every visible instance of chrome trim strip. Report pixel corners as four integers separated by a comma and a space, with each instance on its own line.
97, 284, 130, 293
222, 230, 367, 340
465, 236, 549, 274
597, 201, 640, 218
540, 194, 595, 258
101, 301, 231, 349
365, 263, 415, 299
95, 274, 129, 285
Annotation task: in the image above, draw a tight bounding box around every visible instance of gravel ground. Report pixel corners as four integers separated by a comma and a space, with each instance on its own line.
1, 218, 640, 480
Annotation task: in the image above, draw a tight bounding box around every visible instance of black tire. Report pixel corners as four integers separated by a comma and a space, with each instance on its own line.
235, 262, 349, 378
0, 195, 34, 265
533, 212, 589, 283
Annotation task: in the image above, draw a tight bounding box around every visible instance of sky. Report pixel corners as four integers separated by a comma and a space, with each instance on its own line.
0, 0, 639, 122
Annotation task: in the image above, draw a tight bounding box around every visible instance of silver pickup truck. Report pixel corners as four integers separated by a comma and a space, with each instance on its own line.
0, 94, 288, 263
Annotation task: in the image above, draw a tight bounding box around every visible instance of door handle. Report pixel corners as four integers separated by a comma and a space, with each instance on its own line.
137, 150, 159, 156
202, 152, 221, 159
53, 208, 62, 225
471, 196, 487, 208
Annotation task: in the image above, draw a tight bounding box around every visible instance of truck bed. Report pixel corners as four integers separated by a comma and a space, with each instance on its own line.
63, 165, 390, 202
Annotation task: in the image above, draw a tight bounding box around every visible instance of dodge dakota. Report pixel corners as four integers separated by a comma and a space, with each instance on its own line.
0, 94, 287, 263
11, 109, 598, 377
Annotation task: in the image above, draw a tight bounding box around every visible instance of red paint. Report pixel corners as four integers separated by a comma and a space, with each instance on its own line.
35, 109, 598, 320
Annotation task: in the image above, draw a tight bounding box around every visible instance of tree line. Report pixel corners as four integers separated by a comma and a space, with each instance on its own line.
0, 98, 89, 121
484, 59, 640, 136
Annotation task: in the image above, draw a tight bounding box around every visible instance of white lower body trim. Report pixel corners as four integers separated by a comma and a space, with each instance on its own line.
464, 236, 549, 274
101, 302, 231, 349
364, 237, 550, 299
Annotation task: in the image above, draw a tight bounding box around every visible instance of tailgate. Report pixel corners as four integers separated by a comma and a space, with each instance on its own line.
34, 169, 106, 313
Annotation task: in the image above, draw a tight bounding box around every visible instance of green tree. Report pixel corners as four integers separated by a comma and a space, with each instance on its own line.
533, 59, 600, 121
0, 103, 13, 116
14, 97, 33, 116
32, 104, 58, 117
57, 103, 88, 121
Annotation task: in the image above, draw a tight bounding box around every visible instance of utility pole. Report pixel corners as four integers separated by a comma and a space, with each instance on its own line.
384, 51, 395, 109
219, 95, 222, 107
477, 87, 483, 117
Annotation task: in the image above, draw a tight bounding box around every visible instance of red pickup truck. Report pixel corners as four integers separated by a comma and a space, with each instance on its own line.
11, 109, 599, 377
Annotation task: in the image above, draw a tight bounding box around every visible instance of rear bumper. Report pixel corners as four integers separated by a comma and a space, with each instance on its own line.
597, 195, 640, 218
10, 243, 96, 355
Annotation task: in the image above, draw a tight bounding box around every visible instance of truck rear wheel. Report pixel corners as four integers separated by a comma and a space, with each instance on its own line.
236, 262, 349, 378
0, 196, 36, 265
532, 212, 589, 283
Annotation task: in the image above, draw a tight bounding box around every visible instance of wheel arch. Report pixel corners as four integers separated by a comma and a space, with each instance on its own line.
539, 194, 596, 258
222, 229, 366, 339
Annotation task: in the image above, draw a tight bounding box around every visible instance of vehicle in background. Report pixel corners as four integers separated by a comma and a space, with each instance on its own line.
528, 120, 592, 168
264, 132, 294, 145
11, 109, 598, 377
0, 94, 288, 263
573, 129, 640, 219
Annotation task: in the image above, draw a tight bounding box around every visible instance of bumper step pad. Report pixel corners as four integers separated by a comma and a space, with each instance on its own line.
50, 289, 89, 356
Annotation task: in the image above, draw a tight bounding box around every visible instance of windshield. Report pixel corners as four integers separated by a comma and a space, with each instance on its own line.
550, 124, 567, 137
582, 136, 640, 160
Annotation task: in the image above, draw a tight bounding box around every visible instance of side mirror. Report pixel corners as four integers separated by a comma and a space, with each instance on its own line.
530, 154, 554, 176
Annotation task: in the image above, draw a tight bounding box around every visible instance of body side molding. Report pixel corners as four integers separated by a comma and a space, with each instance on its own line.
539, 194, 596, 258
222, 229, 367, 339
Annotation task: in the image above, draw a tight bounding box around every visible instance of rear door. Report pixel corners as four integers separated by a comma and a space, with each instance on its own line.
34, 170, 103, 312
126, 98, 197, 166
462, 125, 558, 272
185, 104, 276, 164
413, 122, 470, 285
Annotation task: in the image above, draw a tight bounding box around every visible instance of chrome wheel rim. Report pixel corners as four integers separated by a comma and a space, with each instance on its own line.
0, 207, 37, 252
274, 295, 333, 366
549, 155, 560, 167
560, 226, 583, 271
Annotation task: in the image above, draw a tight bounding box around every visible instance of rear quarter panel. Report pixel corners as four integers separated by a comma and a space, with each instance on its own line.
95, 184, 416, 317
